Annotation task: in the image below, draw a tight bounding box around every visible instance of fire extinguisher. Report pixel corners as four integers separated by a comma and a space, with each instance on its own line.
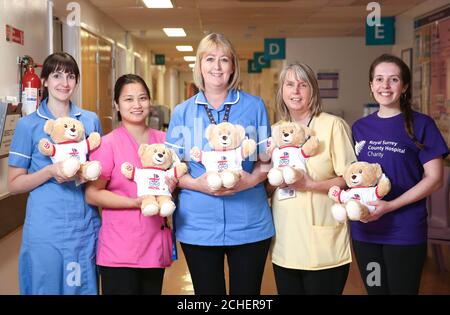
20, 56, 42, 115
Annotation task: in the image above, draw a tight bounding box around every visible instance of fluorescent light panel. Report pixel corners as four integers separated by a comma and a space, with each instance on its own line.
143, 0, 173, 8
163, 28, 186, 37
176, 45, 193, 52
183, 56, 196, 62
188, 63, 195, 68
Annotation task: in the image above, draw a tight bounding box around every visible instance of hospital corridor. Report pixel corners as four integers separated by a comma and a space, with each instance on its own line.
0, 0, 450, 296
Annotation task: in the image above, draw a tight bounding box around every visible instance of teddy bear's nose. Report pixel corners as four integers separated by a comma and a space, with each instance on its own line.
222, 135, 228, 140
70, 127, 76, 132
157, 153, 163, 158
283, 133, 289, 137
352, 175, 357, 180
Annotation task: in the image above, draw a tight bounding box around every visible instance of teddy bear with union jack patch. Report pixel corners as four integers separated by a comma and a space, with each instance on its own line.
266, 121, 319, 187
38, 116, 101, 182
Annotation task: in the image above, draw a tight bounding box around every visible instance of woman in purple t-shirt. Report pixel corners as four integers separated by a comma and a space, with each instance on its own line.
351, 54, 449, 294
85, 74, 177, 295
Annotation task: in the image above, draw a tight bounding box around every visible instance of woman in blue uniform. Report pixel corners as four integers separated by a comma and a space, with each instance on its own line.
165, 33, 274, 295
7, 52, 102, 294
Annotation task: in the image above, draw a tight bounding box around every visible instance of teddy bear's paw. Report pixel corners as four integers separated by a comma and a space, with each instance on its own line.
82, 161, 101, 181
283, 167, 302, 185
190, 147, 202, 162
302, 136, 320, 156
121, 162, 134, 179
62, 158, 81, 177
331, 204, 348, 223
87, 132, 101, 150
38, 139, 53, 156
160, 201, 176, 217
142, 204, 159, 217
268, 169, 284, 186
221, 171, 237, 189
242, 139, 257, 157
176, 163, 188, 177
376, 177, 391, 198
207, 173, 222, 191
346, 200, 364, 221
328, 186, 341, 201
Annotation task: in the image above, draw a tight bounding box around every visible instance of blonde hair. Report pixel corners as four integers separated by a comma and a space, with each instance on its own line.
193, 33, 240, 91
276, 63, 322, 121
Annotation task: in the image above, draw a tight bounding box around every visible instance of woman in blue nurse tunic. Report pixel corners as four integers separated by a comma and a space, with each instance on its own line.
7, 52, 101, 294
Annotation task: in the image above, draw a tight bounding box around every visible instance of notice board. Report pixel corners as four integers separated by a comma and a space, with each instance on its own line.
413, 5, 450, 151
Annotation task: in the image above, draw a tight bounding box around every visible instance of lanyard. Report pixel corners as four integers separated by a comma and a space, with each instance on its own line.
289, 115, 314, 144
306, 115, 313, 128
290, 115, 314, 127
203, 104, 231, 124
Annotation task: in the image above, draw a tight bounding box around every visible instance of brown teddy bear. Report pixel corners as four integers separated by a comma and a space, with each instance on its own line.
121, 143, 188, 217
267, 120, 319, 186
38, 117, 101, 181
328, 161, 391, 222
190, 122, 257, 191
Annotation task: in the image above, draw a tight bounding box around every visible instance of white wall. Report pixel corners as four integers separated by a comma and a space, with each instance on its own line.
286, 37, 390, 125
52, 0, 125, 45
0, 0, 49, 197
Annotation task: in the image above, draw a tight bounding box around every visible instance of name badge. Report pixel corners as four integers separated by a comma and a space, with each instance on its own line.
278, 187, 296, 200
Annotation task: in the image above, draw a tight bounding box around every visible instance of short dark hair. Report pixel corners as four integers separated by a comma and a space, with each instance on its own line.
41, 52, 80, 101
114, 74, 151, 121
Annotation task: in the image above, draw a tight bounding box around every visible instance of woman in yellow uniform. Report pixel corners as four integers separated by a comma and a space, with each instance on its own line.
270, 62, 356, 294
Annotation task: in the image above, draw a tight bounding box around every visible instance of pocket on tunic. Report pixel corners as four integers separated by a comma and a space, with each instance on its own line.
310, 222, 351, 269
161, 226, 173, 267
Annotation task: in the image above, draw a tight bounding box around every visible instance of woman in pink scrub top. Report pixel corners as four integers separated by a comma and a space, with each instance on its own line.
85, 74, 177, 295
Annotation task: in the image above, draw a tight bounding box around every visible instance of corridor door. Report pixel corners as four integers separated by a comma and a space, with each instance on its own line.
80, 29, 97, 114
80, 29, 113, 134
98, 38, 113, 134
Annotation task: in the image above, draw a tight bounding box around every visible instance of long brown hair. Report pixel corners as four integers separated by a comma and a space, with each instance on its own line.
369, 54, 423, 149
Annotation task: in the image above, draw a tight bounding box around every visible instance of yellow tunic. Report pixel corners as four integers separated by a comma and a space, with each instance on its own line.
271, 112, 357, 270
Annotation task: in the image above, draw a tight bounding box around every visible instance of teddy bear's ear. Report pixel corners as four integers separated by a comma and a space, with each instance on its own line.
165, 147, 173, 161
74, 120, 85, 135
138, 144, 149, 157
236, 125, 246, 142
205, 124, 216, 141
343, 165, 352, 182
169, 148, 180, 164
372, 163, 383, 180
43, 120, 55, 135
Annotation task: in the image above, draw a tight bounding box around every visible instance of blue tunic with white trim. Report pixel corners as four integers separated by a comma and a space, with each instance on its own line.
165, 89, 274, 246
8, 99, 101, 295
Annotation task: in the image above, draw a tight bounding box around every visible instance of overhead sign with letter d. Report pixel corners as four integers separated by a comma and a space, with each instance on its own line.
264, 38, 286, 60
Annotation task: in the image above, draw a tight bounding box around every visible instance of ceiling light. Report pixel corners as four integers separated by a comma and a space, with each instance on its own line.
143, 0, 173, 8
183, 56, 196, 62
163, 28, 186, 37
188, 63, 195, 68
176, 45, 193, 52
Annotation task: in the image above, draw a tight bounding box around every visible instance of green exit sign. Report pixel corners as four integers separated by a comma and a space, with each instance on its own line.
155, 54, 165, 65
